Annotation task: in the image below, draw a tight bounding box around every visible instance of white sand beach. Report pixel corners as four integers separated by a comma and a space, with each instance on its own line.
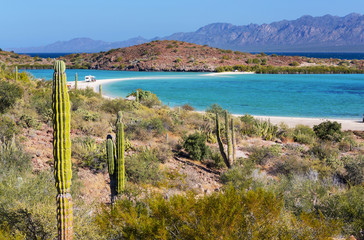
204, 71, 255, 76
70, 78, 364, 131
243, 115, 364, 131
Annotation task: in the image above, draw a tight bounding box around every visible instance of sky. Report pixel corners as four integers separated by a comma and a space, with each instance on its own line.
1, 0, 363, 48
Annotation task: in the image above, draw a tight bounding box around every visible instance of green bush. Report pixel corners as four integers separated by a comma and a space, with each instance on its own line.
96, 187, 341, 239
221, 159, 255, 188
293, 125, 316, 144
72, 136, 107, 171
0, 81, 23, 113
182, 132, 209, 161
339, 155, 364, 185
0, 116, 18, 141
128, 89, 161, 107
205, 103, 226, 115
125, 149, 162, 184
142, 117, 165, 135
313, 121, 343, 142
320, 186, 364, 239
101, 98, 140, 113
249, 145, 281, 165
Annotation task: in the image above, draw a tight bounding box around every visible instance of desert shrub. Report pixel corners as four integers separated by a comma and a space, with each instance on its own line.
128, 89, 161, 108
205, 103, 226, 115
141, 117, 165, 135
338, 155, 364, 185
72, 136, 106, 171
273, 155, 311, 176
0, 141, 31, 174
125, 149, 162, 184
30, 89, 52, 121
75, 109, 100, 122
289, 61, 300, 66
182, 132, 209, 161
313, 121, 343, 142
320, 186, 364, 239
181, 104, 195, 111
97, 187, 341, 239
204, 150, 225, 169
310, 143, 339, 162
339, 134, 358, 151
293, 125, 316, 145
101, 98, 140, 114
73, 87, 100, 98
248, 145, 281, 165
0, 81, 23, 113
0, 116, 18, 141
17, 114, 41, 129
221, 159, 255, 188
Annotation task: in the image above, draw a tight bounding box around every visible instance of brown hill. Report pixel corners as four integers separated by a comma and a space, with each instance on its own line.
1, 41, 364, 72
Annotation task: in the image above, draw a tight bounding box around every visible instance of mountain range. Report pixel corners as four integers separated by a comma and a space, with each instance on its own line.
8, 13, 364, 53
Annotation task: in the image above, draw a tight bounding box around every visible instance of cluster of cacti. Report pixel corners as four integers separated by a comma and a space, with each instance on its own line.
74, 73, 77, 90
255, 119, 278, 141
52, 60, 73, 239
216, 110, 236, 168
106, 111, 125, 202
99, 84, 102, 96
15, 66, 18, 82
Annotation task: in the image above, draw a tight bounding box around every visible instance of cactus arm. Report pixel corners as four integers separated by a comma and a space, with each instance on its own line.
225, 110, 232, 165
106, 138, 115, 175
74, 73, 77, 90
216, 112, 230, 168
231, 118, 236, 165
15, 66, 18, 82
115, 111, 125, 195
53, 60, 73, 239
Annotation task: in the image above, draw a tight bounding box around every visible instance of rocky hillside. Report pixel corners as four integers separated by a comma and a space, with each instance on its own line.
2, 41, 364, 72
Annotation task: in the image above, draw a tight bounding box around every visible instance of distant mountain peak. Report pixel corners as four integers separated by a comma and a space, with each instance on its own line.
8, 13, 364, 53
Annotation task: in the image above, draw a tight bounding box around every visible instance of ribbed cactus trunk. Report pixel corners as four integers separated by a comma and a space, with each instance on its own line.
106, 134, 116, 201
15, 66, 18, 82
52, 60, 73, 240
136, 89, 139, 103
231, 118, 236, 165
225, 110, 232, 165
74, 73, 77, 90
216, 112, 230, 168
115, 111, 125, 196
99, 85, 102, 96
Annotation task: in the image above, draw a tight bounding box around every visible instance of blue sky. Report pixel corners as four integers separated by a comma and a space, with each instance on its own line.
1, 0, 363, 48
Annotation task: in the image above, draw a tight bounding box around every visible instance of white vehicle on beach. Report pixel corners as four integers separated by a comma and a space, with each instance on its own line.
85, 75, 96, 82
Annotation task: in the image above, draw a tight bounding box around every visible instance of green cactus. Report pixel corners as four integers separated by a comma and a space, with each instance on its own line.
99, 85, 102, 96
231, 118, 236, 164
115, 111, 125, 195
225, 110, 232, 165
15, 66, 18, 82
52, 60, 73, 239
74, 73, 77, 90
216, 112, 230, 168
106, 135, 116, 200
136, 89, 139, 103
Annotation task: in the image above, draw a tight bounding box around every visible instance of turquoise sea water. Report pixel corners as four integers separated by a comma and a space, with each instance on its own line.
27, 69, 364, 119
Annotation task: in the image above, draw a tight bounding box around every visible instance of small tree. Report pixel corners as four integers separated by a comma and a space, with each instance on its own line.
183, 132, 209, 161
313, 121, 343, 142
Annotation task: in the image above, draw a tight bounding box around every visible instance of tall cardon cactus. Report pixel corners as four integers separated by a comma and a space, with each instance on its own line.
106, 111, 126, 202
15, 66, 18, 82
231, 118, 236, 165
99, 84, 102, 96
52, 60, 73, 239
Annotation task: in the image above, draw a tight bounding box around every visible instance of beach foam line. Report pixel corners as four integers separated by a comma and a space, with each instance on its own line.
204, 72, 255, 76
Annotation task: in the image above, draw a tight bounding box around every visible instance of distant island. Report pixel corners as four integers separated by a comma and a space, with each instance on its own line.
7, 13, 364, 53
1, 40, 364, 73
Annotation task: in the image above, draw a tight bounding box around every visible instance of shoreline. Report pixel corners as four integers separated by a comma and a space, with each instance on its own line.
70, 79, 363, 131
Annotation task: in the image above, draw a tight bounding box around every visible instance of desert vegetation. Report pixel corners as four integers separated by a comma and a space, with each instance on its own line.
0, 62, 363, 239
